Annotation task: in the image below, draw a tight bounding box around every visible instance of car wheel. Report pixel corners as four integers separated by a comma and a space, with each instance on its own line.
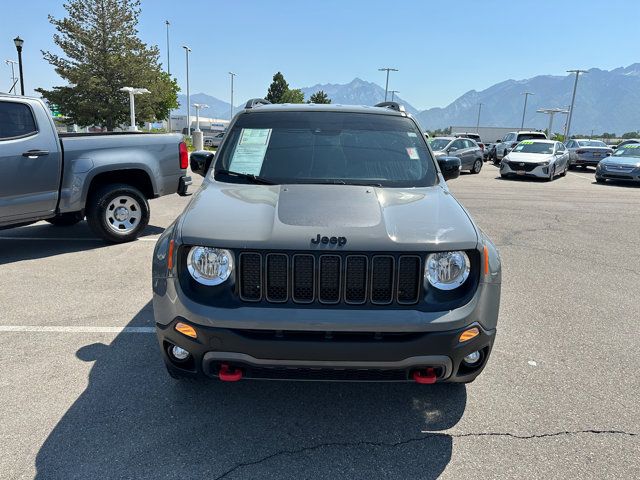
560, 164, 567, 177
471, 159, 482, 174
46, 212, 84, 227
500, 173, 509, 179
546, 165, 555, 181
595, 176, 606, 184
86, 183, 150, 243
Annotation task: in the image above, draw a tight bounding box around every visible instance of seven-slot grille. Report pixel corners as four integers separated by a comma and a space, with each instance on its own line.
238, 252, 422, 305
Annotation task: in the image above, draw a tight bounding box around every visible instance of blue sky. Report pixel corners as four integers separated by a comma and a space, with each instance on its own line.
1, 0, 638, 110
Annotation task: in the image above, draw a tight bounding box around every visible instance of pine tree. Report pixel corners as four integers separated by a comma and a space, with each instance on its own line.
36, 0, 178, 130
309, 90, 331, 104
266, 72, 289, 104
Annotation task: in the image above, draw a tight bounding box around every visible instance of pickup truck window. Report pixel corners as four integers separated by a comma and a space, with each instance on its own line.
516, 133, 546, 141
0, 101, 37, 140
215, 111, 437, 187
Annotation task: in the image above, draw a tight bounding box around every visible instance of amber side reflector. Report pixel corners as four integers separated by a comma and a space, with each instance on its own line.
175, 322, 197, 339
167, 240, 175, 270
459, 327, 480, 343
483, 245, 489, 275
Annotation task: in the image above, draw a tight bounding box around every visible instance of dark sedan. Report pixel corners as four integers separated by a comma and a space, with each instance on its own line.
595, 144, 640, 184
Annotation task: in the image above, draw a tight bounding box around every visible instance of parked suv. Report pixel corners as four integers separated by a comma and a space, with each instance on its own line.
429, 137, 484, 174
153, 100, 501, 385
492, 131, 547, 163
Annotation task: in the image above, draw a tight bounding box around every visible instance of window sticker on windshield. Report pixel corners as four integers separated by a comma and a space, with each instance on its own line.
406, 147, 420, 160
229, 128, 272, 175
624, 144, 640, 148
521, 140, 534, 144
407, 132, 417, 137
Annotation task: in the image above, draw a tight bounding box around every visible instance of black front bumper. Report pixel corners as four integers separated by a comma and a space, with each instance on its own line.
157, 318, 496, 383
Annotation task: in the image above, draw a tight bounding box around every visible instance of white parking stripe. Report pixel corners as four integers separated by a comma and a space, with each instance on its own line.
567, 172, 592, 180
0, 325, 155, 333
0, 237, 158, 242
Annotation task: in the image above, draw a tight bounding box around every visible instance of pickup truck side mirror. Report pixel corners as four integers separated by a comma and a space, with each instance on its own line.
190, 150, 215, 177
437, 156, 461, 181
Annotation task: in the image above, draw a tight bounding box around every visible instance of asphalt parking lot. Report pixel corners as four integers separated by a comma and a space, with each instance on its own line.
1, 164, 638, 479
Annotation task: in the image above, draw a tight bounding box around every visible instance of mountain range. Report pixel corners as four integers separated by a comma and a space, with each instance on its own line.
175, 64, 640, 134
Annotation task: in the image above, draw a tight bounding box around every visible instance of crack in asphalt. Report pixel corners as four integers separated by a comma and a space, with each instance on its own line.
212, 429, 637, 479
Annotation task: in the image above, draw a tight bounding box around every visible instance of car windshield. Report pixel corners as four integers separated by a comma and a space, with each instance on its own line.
516, 133, 546, 141
613, 145, 640, 157
428, 138, 452, 151
512, 141, 554, 154
577, 140, 606, 147
214, 111, 437, 187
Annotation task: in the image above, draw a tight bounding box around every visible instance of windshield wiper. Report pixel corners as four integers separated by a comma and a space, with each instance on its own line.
215, 169, 276, 185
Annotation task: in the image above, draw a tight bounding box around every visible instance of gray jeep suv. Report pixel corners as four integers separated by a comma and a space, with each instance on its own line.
152, 100, 501, 384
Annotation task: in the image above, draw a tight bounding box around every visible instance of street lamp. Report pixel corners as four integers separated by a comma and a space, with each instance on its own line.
536, 108, 569, 140
229, 72, 236, 121
520, 92, 534, 130
192, 103, 208, 132
165, 20, 171, 132
182, 45, 192, 137
120, 87, 150, 131
13, 36, 24, 95
5, 60, 18, 95
476, 103, 483, 133
378, 67, 398, 102
564, 69, 588, 142
389, 90, 399, 102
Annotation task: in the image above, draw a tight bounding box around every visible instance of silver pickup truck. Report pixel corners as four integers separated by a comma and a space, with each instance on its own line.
0, 94, 191, 242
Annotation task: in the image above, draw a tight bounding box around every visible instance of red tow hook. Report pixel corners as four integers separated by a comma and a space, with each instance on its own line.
218, 363, 243, 382
412, 368, 437, 384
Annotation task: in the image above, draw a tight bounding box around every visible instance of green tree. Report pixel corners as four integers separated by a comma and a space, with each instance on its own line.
36, 0, 178, 130
621, 131, 639, 139
266, 72, 289, 104
308, 90, 331, 104
280, 88, 304, 104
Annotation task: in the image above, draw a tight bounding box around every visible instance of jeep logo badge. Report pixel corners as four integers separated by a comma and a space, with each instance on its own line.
311, 234, 347, 246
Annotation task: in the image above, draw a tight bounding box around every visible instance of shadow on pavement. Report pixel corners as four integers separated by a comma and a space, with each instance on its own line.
0, 222, 164, 265
35, 303, 467, 479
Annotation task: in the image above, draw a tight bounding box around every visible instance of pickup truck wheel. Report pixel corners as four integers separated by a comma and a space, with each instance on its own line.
87, 184, 149, 243
46, 212, 84, 227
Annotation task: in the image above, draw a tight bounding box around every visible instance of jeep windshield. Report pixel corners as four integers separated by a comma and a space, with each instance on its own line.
213, 111, 438, 187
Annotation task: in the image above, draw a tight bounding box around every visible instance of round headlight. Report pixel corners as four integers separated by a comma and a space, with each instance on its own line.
425, 251, 470, 290
187, 247, 234, 286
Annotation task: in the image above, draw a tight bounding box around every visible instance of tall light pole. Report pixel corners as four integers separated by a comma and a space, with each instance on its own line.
564, 69, 588, 142
476, 102, 483, 133
165, 20, 171, 132
182, 45, 192, 137
520, 92, 534, 130
120, 87, 150, 131
5, 60, 18, 94
378, 67, 398, 102
537, 108, 569, 140
389, 90, 399, 101
192, 103, 208, 132
13, 36, 24, 95
228, 72, 236, 121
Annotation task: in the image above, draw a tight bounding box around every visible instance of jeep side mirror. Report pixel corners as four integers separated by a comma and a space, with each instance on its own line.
190, 150, 215, 177
438, 156, 461, 181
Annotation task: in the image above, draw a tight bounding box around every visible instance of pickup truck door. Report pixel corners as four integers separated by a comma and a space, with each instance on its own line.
0, 99, 62, 223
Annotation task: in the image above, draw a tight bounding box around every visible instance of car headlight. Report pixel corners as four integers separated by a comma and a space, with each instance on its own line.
187, 246, 234, 285
425, 251, 470, 290
539, 161, 550, 166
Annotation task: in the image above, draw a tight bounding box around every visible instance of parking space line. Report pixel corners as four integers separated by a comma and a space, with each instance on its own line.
0, 325, 155, 333
0, 237, 158, 242
567, 172, 593, 180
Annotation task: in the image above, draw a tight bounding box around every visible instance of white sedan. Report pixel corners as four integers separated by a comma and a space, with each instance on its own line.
500, 140, 569, 181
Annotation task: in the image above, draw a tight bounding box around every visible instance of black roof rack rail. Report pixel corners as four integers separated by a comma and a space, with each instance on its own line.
374, 101, 405, 113
245, 98, 271, 109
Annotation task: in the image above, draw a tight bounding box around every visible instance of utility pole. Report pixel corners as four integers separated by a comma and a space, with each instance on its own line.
165, 20, 171, 132
564, 70, 588, 142
389, 90, 399, 102
5, 60, 18, 94
182, 45, 192, 137
378, 67, 398, 102
229, 72, 236, 121
476, 102, 483, 133
520, 92, 534, 130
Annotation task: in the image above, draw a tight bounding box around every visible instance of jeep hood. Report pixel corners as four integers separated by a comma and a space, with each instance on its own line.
179, 181, 478, 251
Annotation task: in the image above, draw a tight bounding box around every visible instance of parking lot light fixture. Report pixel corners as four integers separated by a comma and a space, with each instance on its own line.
182, 45, 192, 137
520, 92, 534, 130
192, 103, 209, 132
476, 103, 483, 133
537, 108, 569, 140
120, 87, 150, 131
5, 59, 18, 95
229, 72, 236, 121
564, 70, 588, 142
378, 67, 398, 102
389, 90, 399, 102
13, 36, 24, 95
